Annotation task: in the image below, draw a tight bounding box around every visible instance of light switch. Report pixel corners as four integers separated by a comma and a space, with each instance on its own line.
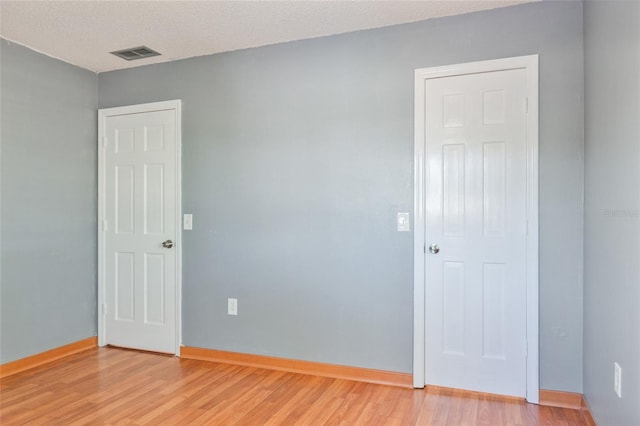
397, 212, 410, 232
184, 214, 193, 230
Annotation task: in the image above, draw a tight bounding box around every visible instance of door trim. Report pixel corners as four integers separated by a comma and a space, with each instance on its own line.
413, 56, 539, 403
97, 100, 183, 356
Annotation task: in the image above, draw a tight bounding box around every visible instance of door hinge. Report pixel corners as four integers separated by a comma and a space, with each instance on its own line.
423, 244, 426, 254
102, 136, 108, 149
102, 220, 108, 232
523, 97, 529, 114
102, 303, 107, 317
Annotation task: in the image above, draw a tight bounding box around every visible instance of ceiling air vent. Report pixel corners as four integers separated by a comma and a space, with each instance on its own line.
110, 46, 161, 61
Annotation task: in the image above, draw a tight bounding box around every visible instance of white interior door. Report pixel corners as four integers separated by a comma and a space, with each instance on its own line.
99, 101, 181, 354
423, 68, 528, 397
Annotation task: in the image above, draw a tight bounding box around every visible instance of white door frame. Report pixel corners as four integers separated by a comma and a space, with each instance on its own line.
413, 55, 539, 403
98, 99, 183, 356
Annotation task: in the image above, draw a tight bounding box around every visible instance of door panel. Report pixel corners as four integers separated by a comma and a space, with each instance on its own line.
424, 69, 527, 397
103, 108, 177, 354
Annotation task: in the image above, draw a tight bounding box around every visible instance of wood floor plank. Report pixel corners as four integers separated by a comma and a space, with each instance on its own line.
236, 374, 316, 424
290, 379, 350, 425
0, 347, 591, 425
310, 380, 365, 426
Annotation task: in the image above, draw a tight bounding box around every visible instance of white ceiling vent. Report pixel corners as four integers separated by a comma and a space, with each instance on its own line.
110, 46, 161, 61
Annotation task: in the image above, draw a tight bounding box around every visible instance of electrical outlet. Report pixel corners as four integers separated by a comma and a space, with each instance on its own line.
614, 362, 622, 398
227, 298, 238, 316
397, 212, 410, 232
184, 214, 193, 230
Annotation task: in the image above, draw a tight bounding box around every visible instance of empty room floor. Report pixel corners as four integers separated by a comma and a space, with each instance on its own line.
0, 347, 589, 425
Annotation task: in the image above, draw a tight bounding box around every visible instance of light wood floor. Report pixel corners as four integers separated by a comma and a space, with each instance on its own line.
1, 347, 588, 425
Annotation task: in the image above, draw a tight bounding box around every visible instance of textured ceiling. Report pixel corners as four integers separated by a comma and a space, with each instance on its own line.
0, 0, 537, 73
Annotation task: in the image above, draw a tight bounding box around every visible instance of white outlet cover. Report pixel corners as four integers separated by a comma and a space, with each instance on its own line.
228, 298, 238, 316
397, 212, 410, 232
184, 214, 193, 230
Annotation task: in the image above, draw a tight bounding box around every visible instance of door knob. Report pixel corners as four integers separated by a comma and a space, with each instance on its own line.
162, 240, 174, 249
428, 244, 440, 254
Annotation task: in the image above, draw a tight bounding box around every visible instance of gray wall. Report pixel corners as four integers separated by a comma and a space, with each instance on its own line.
0, 39, 98, 363
99, 0, 585, 391
583, 1, 640, 425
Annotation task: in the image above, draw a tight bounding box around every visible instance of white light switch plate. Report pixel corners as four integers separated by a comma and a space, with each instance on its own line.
184, 214, 193, 230
397, 212, 410, 232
